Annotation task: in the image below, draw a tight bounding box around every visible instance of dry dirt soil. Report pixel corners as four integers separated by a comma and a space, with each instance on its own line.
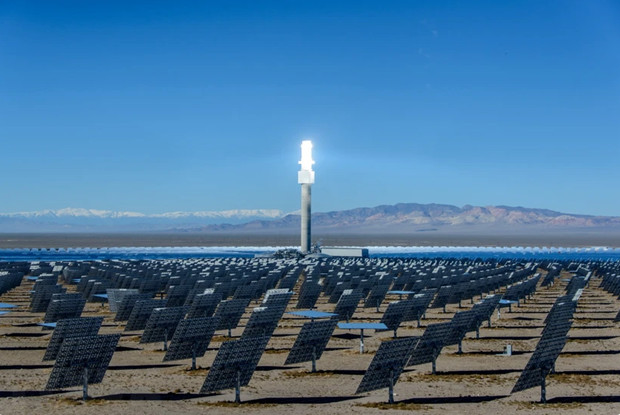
1, 270, 620, 414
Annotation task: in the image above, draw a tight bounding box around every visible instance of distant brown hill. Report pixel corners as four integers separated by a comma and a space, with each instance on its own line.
2, 203, 619, 234
195, 203, 620, 234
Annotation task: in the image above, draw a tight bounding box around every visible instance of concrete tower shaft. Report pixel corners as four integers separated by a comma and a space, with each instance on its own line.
300, 183, 311, 253
298, 140, 314, 254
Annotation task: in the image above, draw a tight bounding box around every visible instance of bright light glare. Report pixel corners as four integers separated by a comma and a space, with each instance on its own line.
299, 140, 314, 171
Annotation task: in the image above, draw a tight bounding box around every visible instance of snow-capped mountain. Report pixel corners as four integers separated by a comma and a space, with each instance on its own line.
0, 208, 285, 232
1, 203, 619, 234
7, 208, 146, 219
6, 207, 284, 219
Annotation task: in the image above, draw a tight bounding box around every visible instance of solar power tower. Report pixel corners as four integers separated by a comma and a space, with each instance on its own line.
163, 316, 218, 370
140, 306, 188, 351
45, 333, 120, 400
43, 317, 104, 361
356, 336, 419, 404
200, 335, 270, 403
285, 318, 338, 372
298, 139, 314, 253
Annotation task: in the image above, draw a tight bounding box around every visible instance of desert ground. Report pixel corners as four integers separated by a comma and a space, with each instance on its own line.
1, 265, 619, 415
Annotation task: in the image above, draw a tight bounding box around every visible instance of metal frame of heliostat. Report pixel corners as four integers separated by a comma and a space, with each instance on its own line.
241, 306, 284, 338
356, 336, 419, 404
214, 298, 251, 337
200, 335, 270, 403
114, 293, 154, 321
186, 289, 222, 319
544, 296, 577, 327
337, 322, 387, 354
45, 333, 120, 401
285, 318, 338, 372
364, 284, 391, 312
124, 299, 168, 331
333, 289, 363, 322
407, 321, 451, 374
430, 285, 457, 313
295, 282, 322, 309
0, 271, 23, 295
277, 267, 302, 290
327, 281, 350, 304
165, 284, 193, 307
444, 310, 477, 354
232, 284, 258, 301
30, 284, 66, 312
387, 290, 415, 301
106, 288, 139, 313
379, 300, 414, 338
403, 289, 436, 327
472, 294, 501, 331
262, 288, 293, 306
163, 316, 218, 370
43, 293, 86, 323
261, 289, 293, 317
43, 317, 103, 361
140, 306, 188, 351
511, 319, 572, 403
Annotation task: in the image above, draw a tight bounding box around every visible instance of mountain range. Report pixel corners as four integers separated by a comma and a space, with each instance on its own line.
0, 208, 285, 232
1, 203, 619, 234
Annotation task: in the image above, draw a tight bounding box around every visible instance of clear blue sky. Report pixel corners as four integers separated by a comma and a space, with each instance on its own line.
1, 1, 619, 216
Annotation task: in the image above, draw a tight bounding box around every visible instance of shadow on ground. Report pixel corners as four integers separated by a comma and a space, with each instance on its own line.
108, 364, 183, 370
0, 364, 53, 370
546, 395, 620, 403
0, 390, 67, 397
246, 395, 359, 404
397, 395, 509, 404
97, 392, 212, 401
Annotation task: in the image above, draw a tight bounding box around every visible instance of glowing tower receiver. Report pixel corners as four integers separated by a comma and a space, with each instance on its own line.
298, 140, 314, 253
